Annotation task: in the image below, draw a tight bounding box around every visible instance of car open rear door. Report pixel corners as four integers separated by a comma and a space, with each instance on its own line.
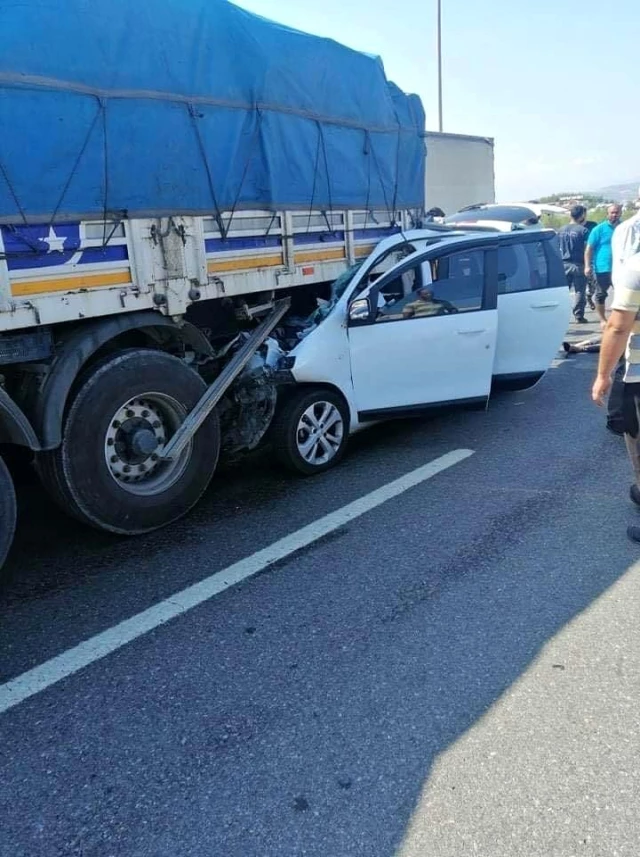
347, 245, 498, 419
492, 232, 571, 389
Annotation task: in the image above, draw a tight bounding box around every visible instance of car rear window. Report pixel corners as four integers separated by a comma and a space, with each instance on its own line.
498, 240, 550, 293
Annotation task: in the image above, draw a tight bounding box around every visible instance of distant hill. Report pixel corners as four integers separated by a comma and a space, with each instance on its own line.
539, 181, 640, 206
595, 181, 640, 202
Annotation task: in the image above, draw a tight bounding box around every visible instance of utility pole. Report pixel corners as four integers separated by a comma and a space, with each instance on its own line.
437, 0, 443, 132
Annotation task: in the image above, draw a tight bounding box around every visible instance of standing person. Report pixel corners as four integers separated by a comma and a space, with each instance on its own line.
612, 208, 640, 284
425, 207, 445, 223
557, 205, 590, 323
583, 214, 598, 310
585, 203, 623, 327
592, 251, 640, 542
605, 209, 640, 435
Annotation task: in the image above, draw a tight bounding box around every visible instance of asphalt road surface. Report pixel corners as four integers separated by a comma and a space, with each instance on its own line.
2, 326, 640, 857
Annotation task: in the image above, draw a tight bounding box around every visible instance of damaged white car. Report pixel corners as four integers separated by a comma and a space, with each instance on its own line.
227, 227, 571, 475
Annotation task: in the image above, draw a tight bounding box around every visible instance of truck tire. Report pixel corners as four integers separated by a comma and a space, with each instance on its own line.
271, 388, 349, 476
36, 349, 220, 535
0, 455, 17, 570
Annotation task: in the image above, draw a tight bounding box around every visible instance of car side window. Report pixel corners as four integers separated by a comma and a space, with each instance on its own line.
372, 265, 424, 321
374, 249, 484, 323
352, 243, 417, 298
498, 241, 550, 294
544, 236, 567, 286
432, 249, 485, 311
497, 245, 530, 293
526, 241, 549, 288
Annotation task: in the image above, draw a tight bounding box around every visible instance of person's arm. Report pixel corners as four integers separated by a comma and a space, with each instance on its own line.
440, 299, 457, 313
592, 260, 640, 405
585, 229, 597, 276
592, 310, 636, 404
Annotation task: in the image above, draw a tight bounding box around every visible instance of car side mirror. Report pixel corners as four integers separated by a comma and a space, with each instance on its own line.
348, 297, 372, 324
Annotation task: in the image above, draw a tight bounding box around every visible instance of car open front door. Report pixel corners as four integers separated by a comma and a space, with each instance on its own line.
347, 245, 498, 420
493, 232, 572, 389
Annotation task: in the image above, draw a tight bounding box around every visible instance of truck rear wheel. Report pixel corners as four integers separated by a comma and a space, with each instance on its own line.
271, 388, 350, 476
0, 455, 17, 569
37, 349, 220, 535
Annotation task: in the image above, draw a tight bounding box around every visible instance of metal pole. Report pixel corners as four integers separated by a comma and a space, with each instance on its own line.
437, 0, 443, 132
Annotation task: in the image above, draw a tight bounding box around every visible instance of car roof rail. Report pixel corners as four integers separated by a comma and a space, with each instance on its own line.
417, 222, 464, 232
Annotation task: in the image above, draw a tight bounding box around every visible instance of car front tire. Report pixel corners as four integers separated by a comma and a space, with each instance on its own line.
271, 388, 350, 476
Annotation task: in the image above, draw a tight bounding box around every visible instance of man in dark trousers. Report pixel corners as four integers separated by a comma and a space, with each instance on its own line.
584, 215, 598, 309
557, 204, 590, 323
592, 252, 640, 541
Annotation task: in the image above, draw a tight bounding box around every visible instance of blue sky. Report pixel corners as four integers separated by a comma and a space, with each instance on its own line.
234, 0, 639, 201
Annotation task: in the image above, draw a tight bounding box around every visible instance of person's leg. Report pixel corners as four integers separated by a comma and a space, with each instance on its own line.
622, 386, 640, 542
573, 269, 587, 321
586, 273, 596, 310
607, 360, 627, 435
625, 433, 640, 484
594, 272, 611, 326
564, 264, 574, 295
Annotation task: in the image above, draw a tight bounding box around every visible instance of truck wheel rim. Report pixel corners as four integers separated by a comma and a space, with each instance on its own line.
104, 393, 191, 496
296, 401, 344, 466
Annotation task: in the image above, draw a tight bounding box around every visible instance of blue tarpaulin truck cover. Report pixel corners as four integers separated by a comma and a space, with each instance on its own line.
0, 0, 426, 224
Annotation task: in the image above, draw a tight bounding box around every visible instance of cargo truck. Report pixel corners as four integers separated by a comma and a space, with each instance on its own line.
0, 0, 427, 567
0, 2, 561, 574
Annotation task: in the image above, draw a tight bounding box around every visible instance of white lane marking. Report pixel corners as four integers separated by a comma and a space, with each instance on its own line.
0, 449, 473, 715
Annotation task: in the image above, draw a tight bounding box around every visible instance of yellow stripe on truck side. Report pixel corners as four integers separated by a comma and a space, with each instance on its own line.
354, 243, 376, 258
295, 247, 346, 264
207, 253, 283, 273
208, 248, 346, 275
12, 270, 133, 297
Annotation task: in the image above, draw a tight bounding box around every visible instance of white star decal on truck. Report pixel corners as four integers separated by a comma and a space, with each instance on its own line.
44, 227, 66, 253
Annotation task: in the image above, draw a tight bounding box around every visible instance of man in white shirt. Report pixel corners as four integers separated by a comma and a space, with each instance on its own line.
605, 210, 640, 434
612, 210, 640, 286
593, 252, 640, 542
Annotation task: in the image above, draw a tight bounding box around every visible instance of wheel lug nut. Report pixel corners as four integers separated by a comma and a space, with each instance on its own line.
123, 465, 131, 473
152, 421, 161, 429
141, 410, 150, 419
112, 420, 121, 429
151, 454, 159, 462
110, 455, 118, 464
107, 438, 115, 446
126, 409, 135, 419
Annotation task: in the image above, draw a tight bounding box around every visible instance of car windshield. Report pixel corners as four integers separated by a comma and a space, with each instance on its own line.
446, 205, 537, 224
300, 262, 365, 329
331, 261, 365, 301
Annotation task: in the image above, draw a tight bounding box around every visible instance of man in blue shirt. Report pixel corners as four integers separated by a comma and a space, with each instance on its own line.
585, 203, 623, 327
557, 204, 590, 322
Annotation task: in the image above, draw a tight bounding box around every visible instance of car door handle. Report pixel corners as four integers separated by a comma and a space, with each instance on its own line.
530, 302, 559, 309
457, 329, 486, 335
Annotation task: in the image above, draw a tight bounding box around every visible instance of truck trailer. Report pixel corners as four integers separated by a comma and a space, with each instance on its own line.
425, 131, 496, 215
0, 0, 427, 568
